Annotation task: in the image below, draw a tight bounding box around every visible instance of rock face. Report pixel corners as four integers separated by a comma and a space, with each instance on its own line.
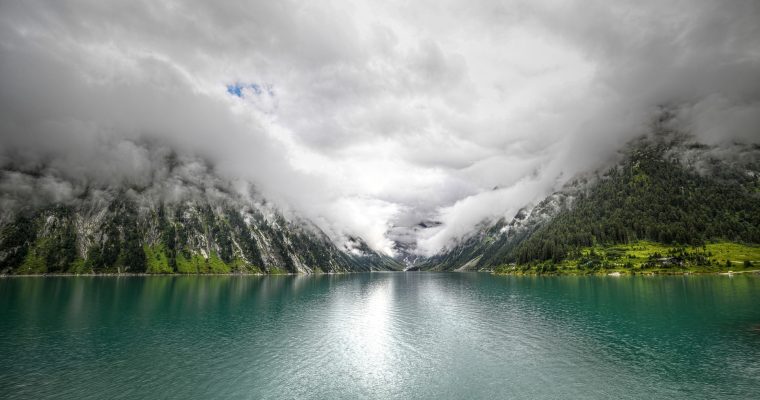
0, 194, 402, 275
0, 153, 402, 274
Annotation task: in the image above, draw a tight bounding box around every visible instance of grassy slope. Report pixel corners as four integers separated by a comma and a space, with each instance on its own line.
494, 241, 760, 275
146, 244, 263, 274
144, 245, 174, 274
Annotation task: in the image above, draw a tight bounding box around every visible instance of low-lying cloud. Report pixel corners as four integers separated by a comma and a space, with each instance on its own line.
1, 0, 758, 256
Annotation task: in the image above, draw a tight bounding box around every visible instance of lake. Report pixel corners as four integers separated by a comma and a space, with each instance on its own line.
1, 273, 759, 399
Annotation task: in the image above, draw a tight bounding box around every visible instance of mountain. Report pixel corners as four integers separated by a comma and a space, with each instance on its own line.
416, 192, 573, 271
388, 220, 442, 269
419, 130, 760, 273
4, 128, 757, 276
0, 152, 402, 275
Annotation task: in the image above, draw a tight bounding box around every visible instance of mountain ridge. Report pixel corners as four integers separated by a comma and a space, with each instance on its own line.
415, 131, 760, 272
0, 151, 402, 275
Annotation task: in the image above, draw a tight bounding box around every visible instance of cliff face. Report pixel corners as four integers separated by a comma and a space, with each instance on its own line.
0, 193, 402, 275
0, 154, 402, 275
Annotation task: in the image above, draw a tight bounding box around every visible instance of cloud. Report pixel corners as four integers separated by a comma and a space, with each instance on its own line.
0, 0, 758, 256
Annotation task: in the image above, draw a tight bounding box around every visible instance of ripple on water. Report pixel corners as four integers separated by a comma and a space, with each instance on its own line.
1, 274, 760, 399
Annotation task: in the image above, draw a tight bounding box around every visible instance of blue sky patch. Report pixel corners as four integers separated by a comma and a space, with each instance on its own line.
226, 82, 270, 98
226, 83, 244, 98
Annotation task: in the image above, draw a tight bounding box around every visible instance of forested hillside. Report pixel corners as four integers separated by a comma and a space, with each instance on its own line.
508, 139, 760, 264
422, 134, 760, 273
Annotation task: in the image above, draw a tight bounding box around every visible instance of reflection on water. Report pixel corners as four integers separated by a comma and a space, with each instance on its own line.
1, 273, 760, 399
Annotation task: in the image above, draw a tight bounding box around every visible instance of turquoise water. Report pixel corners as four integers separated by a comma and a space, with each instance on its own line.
1, 273, 759, 399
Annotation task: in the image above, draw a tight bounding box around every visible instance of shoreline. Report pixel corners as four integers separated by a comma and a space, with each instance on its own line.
0, 271, 350, 278
491, 269, 760, 277
4, 269, 760, 278
0, 269, 413, 278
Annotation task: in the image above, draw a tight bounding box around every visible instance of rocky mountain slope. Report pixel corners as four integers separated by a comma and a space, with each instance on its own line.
0, 153, 402, 275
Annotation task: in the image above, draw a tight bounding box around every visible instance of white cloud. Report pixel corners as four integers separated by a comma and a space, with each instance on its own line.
1, 0, 758, 256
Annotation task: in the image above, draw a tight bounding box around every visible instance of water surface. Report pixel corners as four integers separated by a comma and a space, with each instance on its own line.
1, 273, 759, 399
